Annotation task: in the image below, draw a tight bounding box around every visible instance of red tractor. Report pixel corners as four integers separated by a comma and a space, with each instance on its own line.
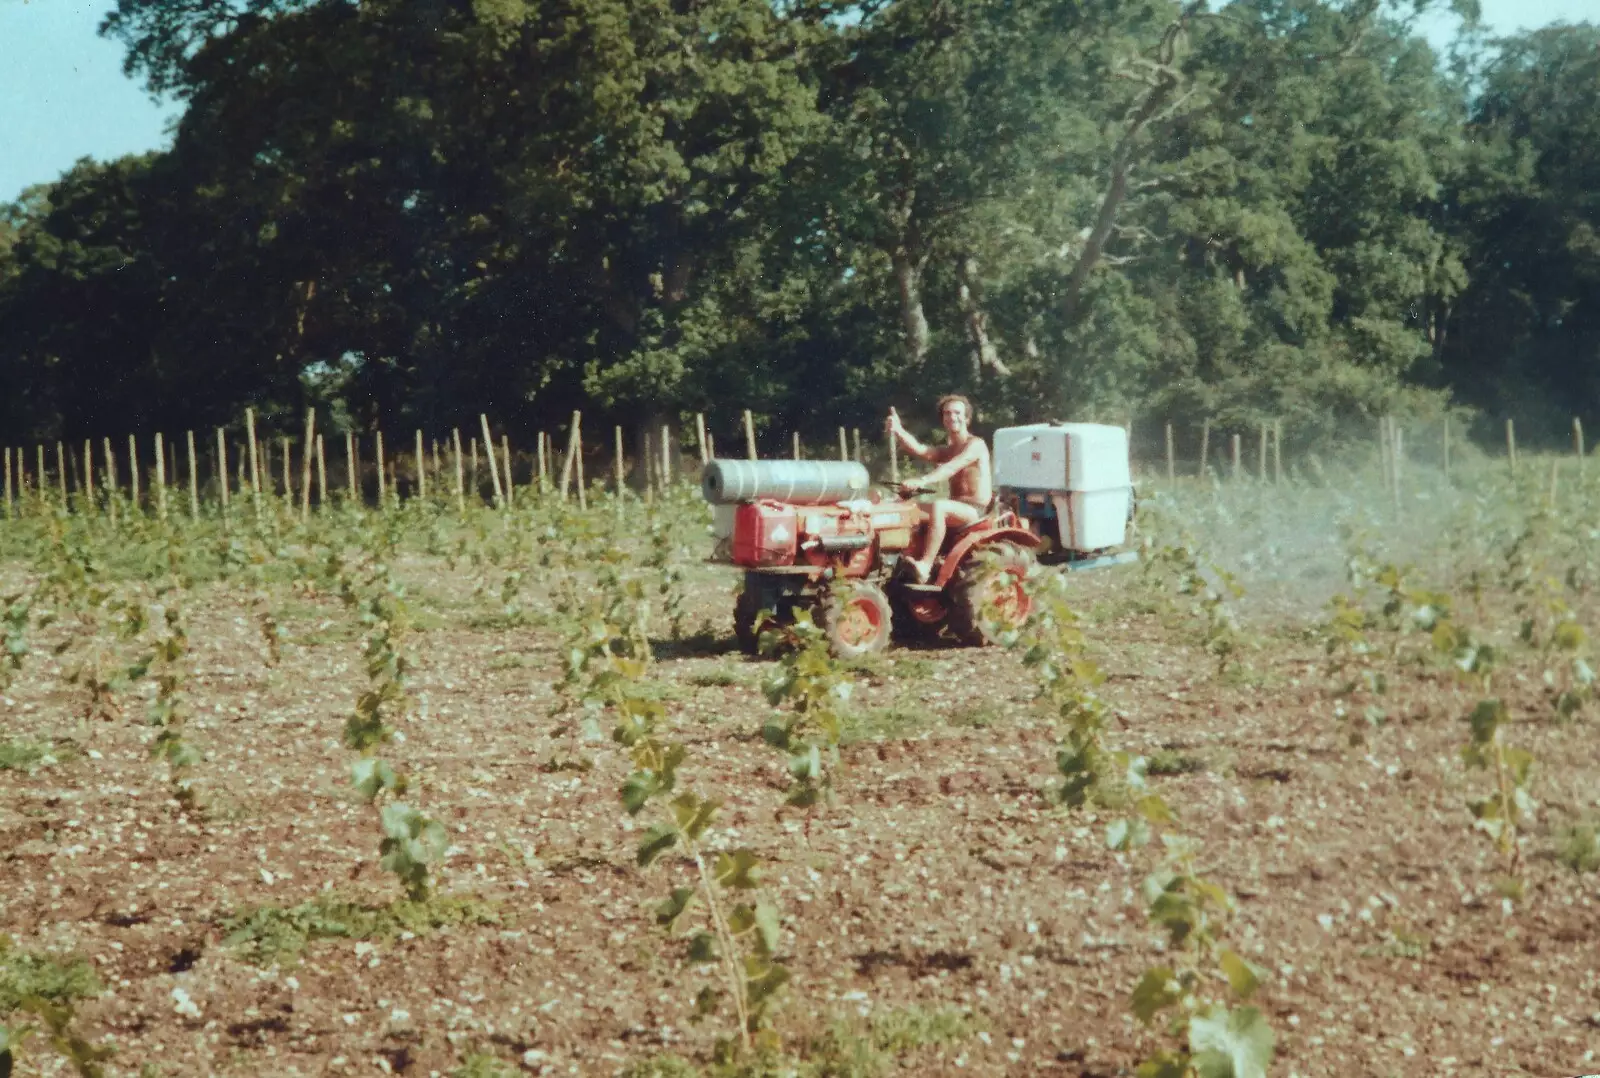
704, 423, 1135, 658
721, 490, 1038, 658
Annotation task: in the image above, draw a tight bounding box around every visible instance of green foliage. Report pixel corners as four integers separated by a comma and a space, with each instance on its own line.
760, 610, 852, 808
1128, 837, 1274, 1078
142, 595, 203, 812
613, 614, 789, 1060
1553, 820, 1600, 875
450, 1054, 518, 1078
8, 0, 1579, 441
336, 550, 447, 901
220, 895, 497, 967
0, 739, 71, 774
1013, 566, 1149, 812
1140, 511, 1245, 674
12, 997, 113, 1078
0, 592, 28, 687
0, 937, 100, 1012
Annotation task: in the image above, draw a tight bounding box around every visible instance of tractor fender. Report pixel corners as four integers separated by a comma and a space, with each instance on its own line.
932, 526, 1040, 589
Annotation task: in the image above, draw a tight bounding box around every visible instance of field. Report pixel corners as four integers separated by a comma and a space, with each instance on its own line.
3, 455, 1599, 1078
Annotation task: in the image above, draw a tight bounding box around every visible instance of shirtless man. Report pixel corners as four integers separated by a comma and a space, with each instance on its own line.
886, 394, 992, 583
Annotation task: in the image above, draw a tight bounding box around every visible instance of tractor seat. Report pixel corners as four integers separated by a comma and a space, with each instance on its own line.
945, 496, 1002, 547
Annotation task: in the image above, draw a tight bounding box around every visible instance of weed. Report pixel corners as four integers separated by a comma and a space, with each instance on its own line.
689, 666, 745, 688
1145, 750, 1208, 777
219, 895, 497, 966
0, 739, 71, 774
450, 1052, 518, 1078
1553, 820, 1600, 875
0, 937, 100, 1012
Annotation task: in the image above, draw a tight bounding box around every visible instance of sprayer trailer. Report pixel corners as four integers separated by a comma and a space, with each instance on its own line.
702, 422, 1135, 658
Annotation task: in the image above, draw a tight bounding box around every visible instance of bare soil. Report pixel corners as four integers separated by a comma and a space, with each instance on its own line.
3, 553, 1599, 1077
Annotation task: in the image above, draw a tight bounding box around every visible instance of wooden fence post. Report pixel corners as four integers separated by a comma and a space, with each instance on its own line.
127, 435, 141, 512
837, 426, 848, 462
1165, 422, 1175, 482
1273, 419, 1283, 485
852, 427, 862, 464
346, 430, 359, 505
153, 433, 168, 520
56, 442, 68, 507
1442, 415, 1451, 482
743, 410, 757, 461
614, 425, 626, 497
1230, 433, 1241, 479
696, 413, 710, 465
479, 414, 504, 508
2, 448, 10, 518
301, 411, 316, 520
1506, 418, 1518, 474
469, 437, 478, 499
661, 423, 673, 488
559, 412, 582, 501
215, 429, 229, 510
502, 435, 514, 509
376, 431, 387, 505
1198, 419, 1211, 480
1392, 423, 1404, 515
186, 431, 200, 518
452, 429, 466, 511
414, 429, 427, 503
536, 431, 548, 495
244, 409, 261, 517
573, 418, 588, 510
1257, 423, 1268, 481
103, 439, 118, 523
793, 431, 802, 460
80, 440, 93, 511
315, 435, 327, 512
1575, 416, 1586, 479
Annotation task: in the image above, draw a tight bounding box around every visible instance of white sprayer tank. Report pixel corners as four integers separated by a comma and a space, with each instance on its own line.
992, 423, 1132, 552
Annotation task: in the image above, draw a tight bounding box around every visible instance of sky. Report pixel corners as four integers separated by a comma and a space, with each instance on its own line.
0, 0, 1597, 204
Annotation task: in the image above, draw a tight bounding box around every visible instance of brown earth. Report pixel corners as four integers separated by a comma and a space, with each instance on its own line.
3, 552, 1599, 1078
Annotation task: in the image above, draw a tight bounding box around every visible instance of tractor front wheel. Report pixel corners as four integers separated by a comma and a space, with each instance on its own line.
947, 543, 1035, 646
817, 583, 893, 659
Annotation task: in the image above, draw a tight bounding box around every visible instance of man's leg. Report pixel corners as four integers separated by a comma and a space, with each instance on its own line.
908, 500, 982, 581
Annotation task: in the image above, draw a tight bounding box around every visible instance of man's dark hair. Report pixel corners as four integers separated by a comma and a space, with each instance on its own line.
937, 394, 975, 422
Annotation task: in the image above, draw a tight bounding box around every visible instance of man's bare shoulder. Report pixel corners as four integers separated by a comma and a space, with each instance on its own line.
930, 436, 987, 464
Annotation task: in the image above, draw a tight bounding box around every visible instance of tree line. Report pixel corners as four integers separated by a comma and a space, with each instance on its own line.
0, 0, 1595, 455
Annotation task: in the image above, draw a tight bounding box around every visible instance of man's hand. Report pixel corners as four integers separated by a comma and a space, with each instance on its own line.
885, 407, 905, 440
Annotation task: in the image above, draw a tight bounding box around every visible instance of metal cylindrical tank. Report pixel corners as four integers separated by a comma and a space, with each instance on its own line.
701, 458, 871, 505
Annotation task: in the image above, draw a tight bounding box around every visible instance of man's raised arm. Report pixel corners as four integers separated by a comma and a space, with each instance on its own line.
886, 408, 939, 463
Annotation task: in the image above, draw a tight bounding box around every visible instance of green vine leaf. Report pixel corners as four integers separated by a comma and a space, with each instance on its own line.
1189, 1004, 1274, 1078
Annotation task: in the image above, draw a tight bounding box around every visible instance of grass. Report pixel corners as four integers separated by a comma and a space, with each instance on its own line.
687, 664, 746, 688
1145, 748, 1210, 776
622, 1005, 977, 1077
451, 1053, 519, 1078
0, 935, 101, 1011
840, 703, 925, 745
1553, 820, 1600, 874
219, 894, 498, 966
0, 738, 73, 774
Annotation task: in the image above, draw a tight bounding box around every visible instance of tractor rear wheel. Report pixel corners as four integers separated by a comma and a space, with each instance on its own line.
735, 575, 796, 654
817, 583, 893, 659
947, 543, 1035, 646
890, 589, 948, 644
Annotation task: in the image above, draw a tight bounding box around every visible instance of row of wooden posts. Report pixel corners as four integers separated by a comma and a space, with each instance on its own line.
0, 407, 894, 520
11, 408, 1587, 521
1156, 414, 1593, 499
